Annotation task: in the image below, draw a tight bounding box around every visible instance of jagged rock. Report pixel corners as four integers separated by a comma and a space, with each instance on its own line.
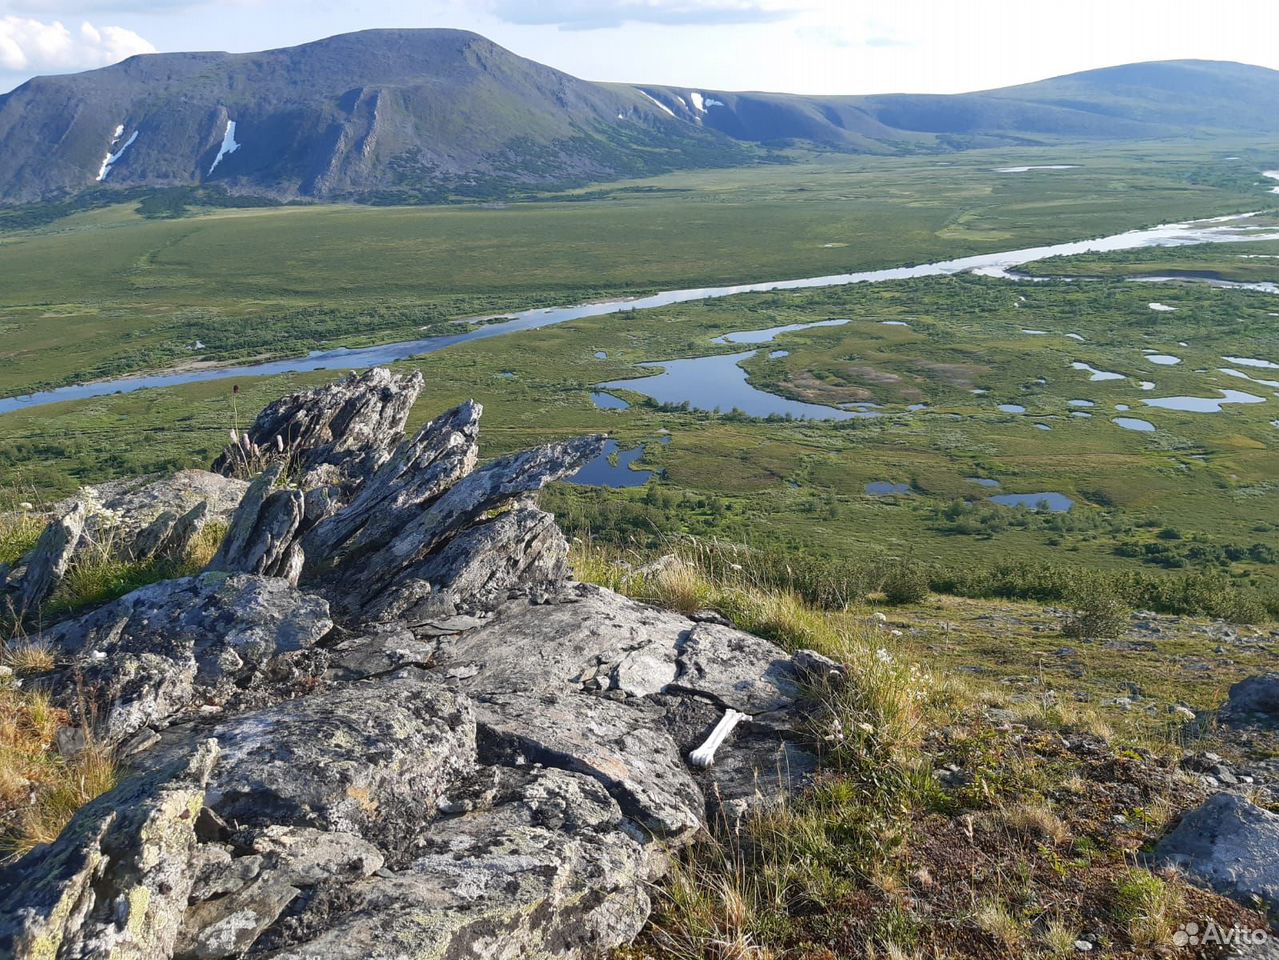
260, 767, 649, 960
0, 499, 86, 617
189, 845, 261, 902
1155, 793, 1279, 916
180, 876, 299, 960
324, 622, 438, 681
434, 584, 818, 838
212, 368, 424, 484
249, 825, 385, 885
1226, 674, 1279, 720
201, 676, 475, 849
0, 471, 246, 619
0, 372, 829, 960
299, 400, 482, 564
206, 464, 305, 582
40, 573, 332, 747
314, 435, 605, 619
0, 740, 218, 960
363, 502, 571, 623
130, 500, 214, 564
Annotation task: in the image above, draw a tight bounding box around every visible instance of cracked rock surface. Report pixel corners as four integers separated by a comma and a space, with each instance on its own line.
0, 369, 826, 959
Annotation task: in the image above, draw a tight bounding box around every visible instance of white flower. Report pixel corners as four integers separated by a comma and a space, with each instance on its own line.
875, 648, 893, 664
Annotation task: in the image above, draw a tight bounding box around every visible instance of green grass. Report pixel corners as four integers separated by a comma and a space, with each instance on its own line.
0, 141, 1273, 396
580, 540, 1264, 958
0, 142, 1275, 609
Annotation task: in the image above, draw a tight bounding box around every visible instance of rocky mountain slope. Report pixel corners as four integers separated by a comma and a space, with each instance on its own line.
2, 369, 1279, 957
1, 29, 1276, 205
0, 29, 735, 206
0, 369, 830, 958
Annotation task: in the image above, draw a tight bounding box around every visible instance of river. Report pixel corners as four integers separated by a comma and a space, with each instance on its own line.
2, 212, 1276, 416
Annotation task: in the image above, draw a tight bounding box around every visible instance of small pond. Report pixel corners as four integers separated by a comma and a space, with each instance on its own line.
997, 165, 1080, 173
867, 482, 912, 496
1143, 390, 1266, 413
1220, 368, 1279, 388
967, 477, 1001, 487
990, 492, 1074, 512
1068, 399, 1095, 407
566, 440, 653, 488
599, 352, 867, 420
1222, 356, 1279, 370
1145, 355, 1181, 366
1114, 417, 1156, 432
593, 351, 608, 359
998, 403, 1026, 413
768, 350, 789, 359
1071, 362, 1125, 381
591, 391, 630, 411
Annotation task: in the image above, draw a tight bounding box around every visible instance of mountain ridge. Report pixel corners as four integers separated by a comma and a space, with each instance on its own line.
1, 29, 1277, 205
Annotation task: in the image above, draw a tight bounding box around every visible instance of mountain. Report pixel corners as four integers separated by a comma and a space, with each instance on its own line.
0, 29, 738, 206
1, 30, 1277, 206
638, 60, 1279, 150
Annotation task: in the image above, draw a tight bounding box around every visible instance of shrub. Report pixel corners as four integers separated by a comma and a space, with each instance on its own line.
1062, 582, 1129, 639
881, 562, 930, 606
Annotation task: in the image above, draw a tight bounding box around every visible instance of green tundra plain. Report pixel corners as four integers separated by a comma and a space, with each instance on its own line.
1, 141, 1277, 611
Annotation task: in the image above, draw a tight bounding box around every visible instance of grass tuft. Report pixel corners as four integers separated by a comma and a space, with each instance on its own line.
1113, 868, 1183, 948
0, 683, 115, 859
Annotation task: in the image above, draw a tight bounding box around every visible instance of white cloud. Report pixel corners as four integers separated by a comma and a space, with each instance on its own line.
0, 16, 154, 73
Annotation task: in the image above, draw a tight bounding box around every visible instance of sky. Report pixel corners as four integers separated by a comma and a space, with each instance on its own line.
2, 0, 1278, 96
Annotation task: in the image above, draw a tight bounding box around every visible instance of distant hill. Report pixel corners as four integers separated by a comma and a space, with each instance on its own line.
1, 30, 1276, 205
639, 60, 1279, 150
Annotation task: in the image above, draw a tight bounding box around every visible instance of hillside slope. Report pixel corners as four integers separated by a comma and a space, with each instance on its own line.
0, 29, 736, 204
1, 31, 1277, 205
641, 59, 1279, 149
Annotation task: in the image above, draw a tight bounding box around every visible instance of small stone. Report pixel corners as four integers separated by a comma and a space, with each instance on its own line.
1074, 940, 1093, 952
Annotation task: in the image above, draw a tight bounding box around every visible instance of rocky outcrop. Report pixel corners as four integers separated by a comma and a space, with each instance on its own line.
0, 471, 247, 622
42, 573, 333, 750
1155, 793, 1279, 918
212, 368, 423, 487
0, 499, 86, 618
0, 741, 219, 960
0, 369, 829, 959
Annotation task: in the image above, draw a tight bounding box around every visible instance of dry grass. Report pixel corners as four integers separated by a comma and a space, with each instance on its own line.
972, 899, 1026, 950
0, 683, 115, 859
1040, 919, 1081, 958
984, 800, 1070, 846
0, 503, 45, 570
573, 538, 1256, 959
0, 511, 225, 859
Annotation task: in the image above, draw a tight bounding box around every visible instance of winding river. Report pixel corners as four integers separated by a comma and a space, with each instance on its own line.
2, 213, 1277, 416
